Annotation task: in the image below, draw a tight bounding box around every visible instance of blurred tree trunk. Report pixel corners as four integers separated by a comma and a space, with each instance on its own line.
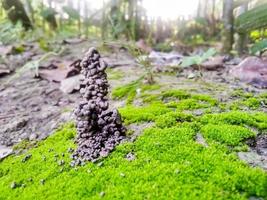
77, 0, 81, 36
67, 0, 73, 25
236, 3, 248, 55
41, 0, 45, 30
156, 17, 164, 43
2, 0, 32, 30
197, 0, 201, 17
24, 0, 34, 24
211, 0, 216, 36
101, 0, 107, 40
84, 0, 89, 38
128, 0, 135, 40
222, 0, 234, 54
47, 0, 57, 30
110, 0, 120, 39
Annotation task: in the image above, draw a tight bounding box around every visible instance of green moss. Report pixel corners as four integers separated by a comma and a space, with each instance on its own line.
200, 111, 267, 130
13, 140, 37, 152
166, 99, 208, 110
155, 112, 195, 128
231, 90, 253, 99
112, 79, 140, 101
191, 94, 217, 106
119, 103, 171, 124
142, 90, 217, 109
111, 79, 160, 105
161, 90, 190, 100
1, 125, 267, 199
228, 101, 243, 111
243, 97, 261, 109
201, 124, 255, 146
106, 68, 124, 80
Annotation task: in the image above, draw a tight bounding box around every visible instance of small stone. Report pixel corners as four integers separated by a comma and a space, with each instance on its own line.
29, 133, 37, 141
58, 160, 65, 166
125, 152, 136, 161
21, 154, 32, 163
97, 162, 103, 167
70, 161, 76, 167
67, 147, 74, 153
99, 191, 105, 197
10, 182, 17, 189
187, 73, 196, 79
40, 179, 45, 185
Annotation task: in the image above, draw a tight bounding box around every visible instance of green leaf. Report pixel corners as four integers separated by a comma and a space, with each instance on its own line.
40, 7, 57, 20
250, 39, 267, 55
181, 48, 216, 68
181, 56, 198, 67
62, 6, 80, 20
201, 48, 217, 62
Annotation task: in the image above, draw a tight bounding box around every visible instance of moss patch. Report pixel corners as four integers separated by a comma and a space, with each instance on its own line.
1, 86, 267, 199
201, 124, 255, 146
119, 103, 170, 124
1, 125, 267, 199
111, 78, 160, 104
155, 112, 195, 128
106, 68, 124, 80
200, 111, 267, 131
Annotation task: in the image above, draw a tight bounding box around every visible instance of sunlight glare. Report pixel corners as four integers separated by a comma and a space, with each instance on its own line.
143, 0, 199, 20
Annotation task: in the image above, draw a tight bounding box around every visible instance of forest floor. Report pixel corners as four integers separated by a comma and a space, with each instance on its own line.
0, 39, 267, 199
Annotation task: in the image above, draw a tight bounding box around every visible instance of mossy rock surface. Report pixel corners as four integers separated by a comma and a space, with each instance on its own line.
1, 85, 267, 200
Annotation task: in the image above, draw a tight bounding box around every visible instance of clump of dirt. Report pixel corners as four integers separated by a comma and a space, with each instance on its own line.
72, 47, 126, 165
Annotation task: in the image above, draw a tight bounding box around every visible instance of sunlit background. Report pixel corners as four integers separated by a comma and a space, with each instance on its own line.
43, 0, 199, 20
143, 0, 198, 19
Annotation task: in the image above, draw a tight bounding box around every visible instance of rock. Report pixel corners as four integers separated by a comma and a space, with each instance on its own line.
99, 191, 105, 197
125, 152, 136, 161
10, 182, 17, 189
187, 73, 196, 79
195, 133, 208, 147
21, 154, 32, 163
60, 74, 83, 94
255, 135, 267, 156
40, 179, 45, 185
201, 56, 225, 70
238, 151, 267, 170
29, 133, 37, 141
230, 57, 267, 88
0, 145, 12, 160
57, 160, 65, 166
